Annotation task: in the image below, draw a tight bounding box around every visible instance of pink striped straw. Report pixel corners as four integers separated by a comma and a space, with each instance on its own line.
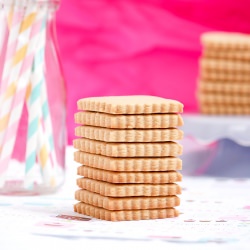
24, 5, 49, 187
0, 3, 38, 187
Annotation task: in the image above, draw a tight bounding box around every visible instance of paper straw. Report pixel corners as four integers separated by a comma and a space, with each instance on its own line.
0, 3, 21, 143
39, 70, 58, 187
25, 2, 59, 188
27, 2, 61, 189
0, 3, 21, 97
0, 6, 8, 58
0, 2, 35, 140
24, 5, 49, 188
36, 22, 58, 188
0, 3, 37, 187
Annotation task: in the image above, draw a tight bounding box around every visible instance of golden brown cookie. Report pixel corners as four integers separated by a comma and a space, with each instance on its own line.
199, 104, 250, 115
74, 202, 179, 221
77, 166, 182, 184
198, 93, 250, 105
73, 138, 183, 157
74, 151, 182, 172
201, 32, 250, 50
77, 178, 182, 197
198, 81, 250, 94
75, 189, 180, 210
203, 49, 250, 61
77, 95, 183, 114
74, 112, 184, 129
200, 58, 250, 73
75, 125, 184, 142
200, 69, 250, 82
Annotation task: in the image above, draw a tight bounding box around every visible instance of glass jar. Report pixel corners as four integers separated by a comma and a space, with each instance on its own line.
0, 0, 66, 194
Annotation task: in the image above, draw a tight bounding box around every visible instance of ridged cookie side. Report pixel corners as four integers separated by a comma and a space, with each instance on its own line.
74, 152, 182, 172
75, 189, 180, 210
201, 32, 250, 50
77, 178, 182, 197
77, 96, 183, 114
74, 112, 184, 129
200, 70, 250, 82
203, 49, 250, 61
77, 166, 182, 184
74, 202, 179, 221
200, 58, 250, 73
73, 138, 183, 157
198, 81, 250, 94
75, 126, 184, 142
199, 104, 250, 115
198, 93, 250, 105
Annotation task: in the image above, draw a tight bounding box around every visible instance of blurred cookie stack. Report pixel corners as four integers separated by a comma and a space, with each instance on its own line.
73, 95, 184, 221
197, 32, 250, 114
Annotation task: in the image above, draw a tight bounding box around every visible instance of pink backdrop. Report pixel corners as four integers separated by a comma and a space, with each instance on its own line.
56, 0, 250, 144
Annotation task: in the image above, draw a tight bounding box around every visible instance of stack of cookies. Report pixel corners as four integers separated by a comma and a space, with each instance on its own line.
197, 32, 250, 114
73, 95, 184, 221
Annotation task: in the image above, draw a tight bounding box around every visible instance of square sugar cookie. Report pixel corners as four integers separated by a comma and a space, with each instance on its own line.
77, 95, 183, 114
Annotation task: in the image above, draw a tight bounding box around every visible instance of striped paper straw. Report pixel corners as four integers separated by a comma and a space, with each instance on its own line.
0, 2, 21, 97
24, 5, 49, 188
0, 3, 22, 147
0, 3, 37, 187
36, 18, 58, 188
28, 2, 62, 188
39, 70, 58, 187
0, 5, 10, 82
0, 2, 35, 136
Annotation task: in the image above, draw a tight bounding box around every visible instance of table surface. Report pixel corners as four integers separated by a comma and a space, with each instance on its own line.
1, 147, 250, 250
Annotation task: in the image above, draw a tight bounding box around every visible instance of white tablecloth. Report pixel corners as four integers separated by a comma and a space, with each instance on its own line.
0, 147, 250, 250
